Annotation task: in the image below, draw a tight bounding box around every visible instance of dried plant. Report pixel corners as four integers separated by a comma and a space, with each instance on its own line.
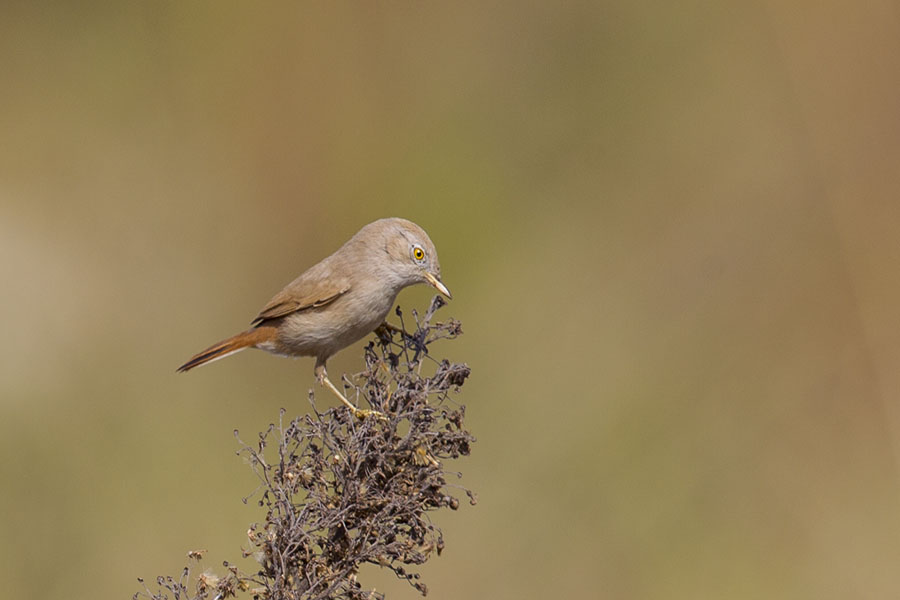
136, 296, 475, 600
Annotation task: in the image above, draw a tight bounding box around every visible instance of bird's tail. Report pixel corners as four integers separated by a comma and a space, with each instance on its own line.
176, 327, 276, 372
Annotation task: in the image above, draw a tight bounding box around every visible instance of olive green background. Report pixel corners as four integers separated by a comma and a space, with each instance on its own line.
2, 2, 900, 599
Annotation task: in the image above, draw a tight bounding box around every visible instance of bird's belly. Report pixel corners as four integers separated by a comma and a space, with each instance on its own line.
272, 292, 394, 360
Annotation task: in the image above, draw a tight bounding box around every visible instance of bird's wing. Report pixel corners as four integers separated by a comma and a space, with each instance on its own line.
252, 267, 351, 324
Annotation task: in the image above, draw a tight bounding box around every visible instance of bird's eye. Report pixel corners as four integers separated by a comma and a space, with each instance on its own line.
412, 246, 426, 262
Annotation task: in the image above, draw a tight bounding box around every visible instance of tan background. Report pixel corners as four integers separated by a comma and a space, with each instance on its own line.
2, 2, 899, 599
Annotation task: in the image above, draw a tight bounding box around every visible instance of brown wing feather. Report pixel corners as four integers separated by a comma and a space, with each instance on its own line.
251, 264, 351, 324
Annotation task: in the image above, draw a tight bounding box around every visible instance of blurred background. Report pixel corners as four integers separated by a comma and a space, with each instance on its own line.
2, 2, 900, 598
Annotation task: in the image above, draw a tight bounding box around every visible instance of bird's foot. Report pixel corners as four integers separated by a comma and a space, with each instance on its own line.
375, 321, 405, 342
318, 368, 387, 420
351, 407, 388, 421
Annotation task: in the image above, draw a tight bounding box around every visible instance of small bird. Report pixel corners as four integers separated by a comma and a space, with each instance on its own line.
177, 217, 451, 417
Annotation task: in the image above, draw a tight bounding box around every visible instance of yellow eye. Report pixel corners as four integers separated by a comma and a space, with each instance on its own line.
413, 246, 425, 261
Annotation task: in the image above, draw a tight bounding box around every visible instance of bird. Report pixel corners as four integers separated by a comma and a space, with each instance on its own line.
177, 217, 451, 417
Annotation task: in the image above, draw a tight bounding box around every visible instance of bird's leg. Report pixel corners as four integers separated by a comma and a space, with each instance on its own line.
314, 362, 385, 420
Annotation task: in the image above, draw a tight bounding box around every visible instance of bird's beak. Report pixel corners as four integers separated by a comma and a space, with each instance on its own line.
424, 271, 452, 299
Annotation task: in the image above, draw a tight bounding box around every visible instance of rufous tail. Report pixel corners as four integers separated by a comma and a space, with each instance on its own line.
176, 327, 276, 372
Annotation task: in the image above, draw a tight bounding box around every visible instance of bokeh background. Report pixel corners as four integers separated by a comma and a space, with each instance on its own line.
2, 2, 900, 599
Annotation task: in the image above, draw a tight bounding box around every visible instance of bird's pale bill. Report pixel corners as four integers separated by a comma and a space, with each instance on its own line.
424, 271, 451, 299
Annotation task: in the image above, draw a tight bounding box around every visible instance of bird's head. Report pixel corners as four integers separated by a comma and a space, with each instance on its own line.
368, 217, 451, 299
